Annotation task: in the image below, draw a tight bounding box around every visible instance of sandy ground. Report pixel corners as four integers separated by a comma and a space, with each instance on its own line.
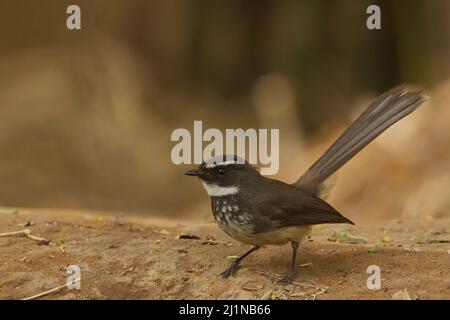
0, 208, 449, 300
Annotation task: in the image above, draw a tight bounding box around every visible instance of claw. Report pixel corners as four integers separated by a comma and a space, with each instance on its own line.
277, 273, 294, 285
218, 246, 260, 279
219, 263, 238, 278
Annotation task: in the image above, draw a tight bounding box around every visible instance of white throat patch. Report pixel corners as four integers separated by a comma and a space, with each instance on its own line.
201, 182, 239, 197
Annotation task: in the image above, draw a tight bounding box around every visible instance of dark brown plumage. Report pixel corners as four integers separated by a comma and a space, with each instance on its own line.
185, 86, 427, 283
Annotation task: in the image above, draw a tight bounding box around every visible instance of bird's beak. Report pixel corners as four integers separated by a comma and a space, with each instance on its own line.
184, 169, 202, 177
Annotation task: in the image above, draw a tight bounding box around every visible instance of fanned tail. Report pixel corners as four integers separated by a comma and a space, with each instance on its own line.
295, 86, 427, 194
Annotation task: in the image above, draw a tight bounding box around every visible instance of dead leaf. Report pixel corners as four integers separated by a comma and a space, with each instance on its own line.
300, 262, 313, 268
175, 234, 200, 240
328, 230, 368, 244
380, 235, 392, 244
290, 291, 306, 297
260, 290, 275, 300
392, 289, 412, 300
242, 282, 264, 291
201, 239, 219, 245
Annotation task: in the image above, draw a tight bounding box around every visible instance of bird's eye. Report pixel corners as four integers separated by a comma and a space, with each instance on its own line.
217, 168, 225, 175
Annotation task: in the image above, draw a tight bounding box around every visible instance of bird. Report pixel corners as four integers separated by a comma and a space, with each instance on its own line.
184, 86, 427, 283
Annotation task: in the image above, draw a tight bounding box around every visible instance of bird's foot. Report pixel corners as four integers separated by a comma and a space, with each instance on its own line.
219, 246, 259, 279
277, 273, 294, 285
219, 262, 239, 278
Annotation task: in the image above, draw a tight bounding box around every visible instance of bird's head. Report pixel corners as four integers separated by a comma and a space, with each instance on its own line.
184, 155, 259, 197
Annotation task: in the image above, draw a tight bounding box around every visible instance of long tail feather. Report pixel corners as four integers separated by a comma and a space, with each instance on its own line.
295, 86, 427, 194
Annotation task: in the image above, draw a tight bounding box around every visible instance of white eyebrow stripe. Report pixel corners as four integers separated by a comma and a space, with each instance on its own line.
204, 160, 243, 168
201, 182, 239, 197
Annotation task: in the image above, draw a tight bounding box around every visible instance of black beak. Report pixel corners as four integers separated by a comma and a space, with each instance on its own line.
184, 169, 202, 177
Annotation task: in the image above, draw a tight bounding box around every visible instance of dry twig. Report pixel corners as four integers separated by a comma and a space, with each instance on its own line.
0, 229, 50, 245
259, 271, 328, 300
259, 271, 321, 289
21, 278, 81, 300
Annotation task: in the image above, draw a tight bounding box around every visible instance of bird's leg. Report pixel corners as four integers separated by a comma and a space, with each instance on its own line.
279, 241, 299, 284
220, 246, 260, 278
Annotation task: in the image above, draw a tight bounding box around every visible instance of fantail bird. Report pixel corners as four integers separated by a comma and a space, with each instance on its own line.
185, 86, 426, 283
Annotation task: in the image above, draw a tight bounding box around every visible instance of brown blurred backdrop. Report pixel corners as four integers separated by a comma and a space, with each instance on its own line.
0, 0, 449, 222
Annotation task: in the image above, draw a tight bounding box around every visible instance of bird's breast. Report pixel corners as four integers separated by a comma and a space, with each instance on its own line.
210, 196, 258, 244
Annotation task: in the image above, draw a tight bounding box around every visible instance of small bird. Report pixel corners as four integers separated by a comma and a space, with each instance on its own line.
185, 86, 426, 283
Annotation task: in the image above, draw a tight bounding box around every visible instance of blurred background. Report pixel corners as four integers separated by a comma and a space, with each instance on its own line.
0, 0, 449, 223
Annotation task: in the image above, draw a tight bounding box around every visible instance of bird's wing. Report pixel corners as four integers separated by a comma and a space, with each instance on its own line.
254, 188, 354, 229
